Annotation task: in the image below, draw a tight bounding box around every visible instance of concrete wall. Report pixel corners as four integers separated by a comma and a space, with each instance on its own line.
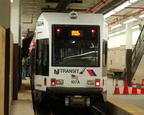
0, 26, 6, 115
9, 33, 14, 110
107, 46, 126, 70
107, 28, 140, 71
108, 27, 143, 83
108, 28, 140, 48
0, 26, 14, 115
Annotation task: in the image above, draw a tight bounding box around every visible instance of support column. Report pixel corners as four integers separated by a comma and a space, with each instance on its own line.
11, 0, 20, 44
11, 0, 21, 100
125, 23, 133, 86
0, 0, 10, 29
0, 1, 10, 115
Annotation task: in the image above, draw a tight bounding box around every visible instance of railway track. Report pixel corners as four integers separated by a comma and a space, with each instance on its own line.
34, 103, 107, 115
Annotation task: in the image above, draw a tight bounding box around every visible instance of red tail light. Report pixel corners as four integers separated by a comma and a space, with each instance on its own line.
56, 28, 61, 32
44, 78, 47, 86
95, 79, 100, 86
51, 79, 56, 86
91, 29, 96, 33
31, 41, 36, 46
29, 48, 32, 51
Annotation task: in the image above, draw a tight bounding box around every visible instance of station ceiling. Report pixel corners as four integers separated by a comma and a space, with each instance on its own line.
20, 0, 144, 36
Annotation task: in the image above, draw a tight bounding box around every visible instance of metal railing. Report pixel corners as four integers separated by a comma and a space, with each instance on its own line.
131, 25, 144, 78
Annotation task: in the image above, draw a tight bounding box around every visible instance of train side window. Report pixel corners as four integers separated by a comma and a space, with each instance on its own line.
36, 39, 49, 76
42, 39, 49, 76
36, 40, 42, 75
102, 40, 107, 67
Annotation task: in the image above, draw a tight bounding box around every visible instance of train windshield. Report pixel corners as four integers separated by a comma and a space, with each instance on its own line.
52, 25, 100, 67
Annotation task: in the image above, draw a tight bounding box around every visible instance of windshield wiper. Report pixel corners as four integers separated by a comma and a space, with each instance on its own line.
79, 43, 97, 74
79, 56, 95, 74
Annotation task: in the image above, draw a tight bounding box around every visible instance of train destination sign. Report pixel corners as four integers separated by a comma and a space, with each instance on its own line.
71, 30, 82, 36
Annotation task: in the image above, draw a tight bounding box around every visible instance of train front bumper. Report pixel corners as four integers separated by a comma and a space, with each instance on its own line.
46, 87, 103, 107
46, 87, 103, 95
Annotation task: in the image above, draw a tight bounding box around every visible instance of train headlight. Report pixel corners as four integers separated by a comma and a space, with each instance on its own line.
56, 79, 64, 85
86, 97, 90, 106
87, 80, 94, 85
65, 97, 69, 106
95, 79, 100, 86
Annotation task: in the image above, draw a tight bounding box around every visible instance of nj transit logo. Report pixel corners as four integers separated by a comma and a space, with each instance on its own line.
86, 69, 97, 76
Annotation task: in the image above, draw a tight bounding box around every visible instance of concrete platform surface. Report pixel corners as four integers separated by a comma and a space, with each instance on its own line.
107, 78, 144, 115
9, 77, 34, 115
9, 77, 144, 115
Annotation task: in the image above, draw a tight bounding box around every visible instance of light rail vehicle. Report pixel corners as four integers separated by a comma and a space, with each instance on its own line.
29, 11, 108, 107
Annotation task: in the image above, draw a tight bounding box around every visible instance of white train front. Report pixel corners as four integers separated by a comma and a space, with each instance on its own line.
30, 12, 108, 107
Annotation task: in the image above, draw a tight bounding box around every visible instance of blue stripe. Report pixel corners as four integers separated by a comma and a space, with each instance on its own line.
91, 70, 97, 76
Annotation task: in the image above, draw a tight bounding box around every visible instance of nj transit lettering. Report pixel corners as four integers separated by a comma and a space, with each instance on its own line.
54, 69, 79, 75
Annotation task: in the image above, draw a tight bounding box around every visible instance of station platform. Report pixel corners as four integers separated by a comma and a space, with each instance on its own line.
107, 78, 144, 115
9, 77, 144, 115
9, 77, 34, 115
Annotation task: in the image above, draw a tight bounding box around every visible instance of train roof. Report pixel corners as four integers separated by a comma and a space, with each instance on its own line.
37, 12, 104, 25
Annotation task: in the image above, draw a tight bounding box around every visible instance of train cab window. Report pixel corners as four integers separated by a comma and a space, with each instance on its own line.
36, 39, 49, 76
52, 25, 100, 67
102, 40, 107, 67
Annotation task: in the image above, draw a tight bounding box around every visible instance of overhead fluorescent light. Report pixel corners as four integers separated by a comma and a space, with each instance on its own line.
108, 31, 122, 37
10, 0, 13, 2
104, 10, 116, 18
132, 25, 139, 29
129, 0, 138, 3
114, 1, 131, 12
108, 29, 126, 37
112, 24, 122, 29
104, 1, 133, 19
120, 29, 126, 33
22, 36, 24, 39
104, 1, 135, 19
108, 25, 139, 37
123, 18, 137, 24
139, 14, 144, 18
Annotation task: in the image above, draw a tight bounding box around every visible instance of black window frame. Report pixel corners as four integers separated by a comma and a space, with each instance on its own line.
52, 24, 101, 67
35, 39, 49, 76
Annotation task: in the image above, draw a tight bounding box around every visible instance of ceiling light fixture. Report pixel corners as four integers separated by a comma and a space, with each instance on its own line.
112, 24, 122, 29
104, 10, 116, 18
10, 0, 13, 2
139, 14, 144, 18
108, 25, 139, 37
114, 1, 131, 12
104, 1, 132, 19
108, 29, 126, 37
123, 18, 137, 24
132, 25, 139, 29
129, 0, 138, 3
